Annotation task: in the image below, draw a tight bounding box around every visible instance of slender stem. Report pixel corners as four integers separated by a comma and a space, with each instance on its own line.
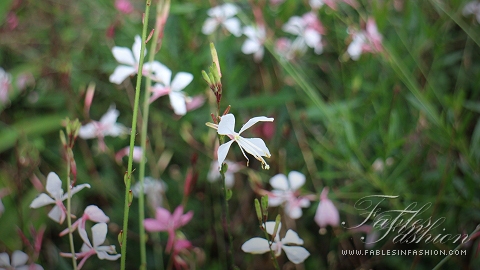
66, 148, 77, 270
120, 0, 152, 269
219, 166, 235, 269
260, 224, 280, 270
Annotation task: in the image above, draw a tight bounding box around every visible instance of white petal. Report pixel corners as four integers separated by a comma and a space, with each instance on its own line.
207, 5, 223, 18
238, 116, 274, 134
100, 106, 120, 126
202, 18, 219, 35
97, 250, 121, 261
264, 221, 281, 237
239, 138, 271, 157
11, 250, 28, 267
221, 3, 238, 17
282, 230, 304, 245
225, 172, 235, 188
171, 72, 193, 92
282, 246, 310, 264
304, 29, 321, 49
0, 252, 10, 266
242, 39, 261, 55
79, 227, 93, 248
217, 114, 236, 135
61, 184, 91, 201
85, 205, 110, 223
78, 122, 97, 139
217, 140, 234, 170
46, 172, 63, 199
241, 238, 271, 254
288, 171, 305, 191
48, 205, 64, 223
268, 193, 285, 206
148, 61, 172, 85
282, 17, 304, 36
105, 123, 127, 137
270, 174, 289, 191
111, 47, 135, 66
92, 222, 108, 248
30, 193, 55, 208
132, 35, 144, 63
169, 91, 187, 115
223, 18, 242, 37
243, 26, 257, 40
286, 205, 303, 219
109, 65, 136, 84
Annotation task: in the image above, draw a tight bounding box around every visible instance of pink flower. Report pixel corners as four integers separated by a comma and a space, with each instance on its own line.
115, 146, 143, 163
172, 239, 193, 270
144, 206, 193, 252
29, 172, 90, 224
60, 223, 120, 269
6, 12, 18, 30
185, 95, 205, 112
59, 205, 110, 237
347, 18, 383, 60
282, 12, 325, 54
115, 0, 134, 14
314, 187, 340, 228
268, 171, 311, 219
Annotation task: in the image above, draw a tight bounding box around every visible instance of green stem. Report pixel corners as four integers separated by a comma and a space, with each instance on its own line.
260, 224, 280, 270
120, 0, 152, 269
219, 166, 235, 270
66, 149, 77, 270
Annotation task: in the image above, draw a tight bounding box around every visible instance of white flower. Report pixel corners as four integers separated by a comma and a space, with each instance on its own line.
0, 251, 43, 270
202, 3, 242, 37
109, 35, 144, 84
132, 177, 167, 209
241, 221, 310, 264
347, 18, 383, 60
463, 1, 480, 23
207, 160, 241, 188
30, 172, 90, 224
148, 62, 194, 116
79, 105, 128, 140
60, 223, 120, 269
0, 68, 12, 105
283, 12, 324, 54
215, 114, 273, 170
59, 205, 110, 237
268, 171, 311, 219
242, 25, 266, 62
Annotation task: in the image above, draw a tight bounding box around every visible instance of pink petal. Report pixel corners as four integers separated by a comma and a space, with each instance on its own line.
85, 205, 110, 223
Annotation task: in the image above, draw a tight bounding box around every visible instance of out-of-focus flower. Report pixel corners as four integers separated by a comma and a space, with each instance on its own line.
207, 160, 241, 188
115, 0, 134, 14
0, 68, 12, 105
283, 12, 325, 54
185, 95, 205, 112
149, 62, 194, 116
371, 157, 394, 172
463, 1, 480, 23
172, 238, 193, 270
115, 146, 143, 163
6, 12, 19, 30
209, 114, 274, 170
59, 205, 110, 237
109, 35, 143, 84
241, 221, 310, 264
347, 18, 383, 60
132, 177, 167, 209
275, 38, 307, 61
202, 3, 242, 37
30, 172, 90, 224
79, 105, 128, 151
0, 251, 43, 270
268, 171, 311, 219
144, 206, 193, 252
242, 25, 266, 62
60, 223, 120, 269
314, 187, 340, 229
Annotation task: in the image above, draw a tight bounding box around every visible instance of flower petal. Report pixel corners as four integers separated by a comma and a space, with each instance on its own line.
132, 35, 144, 63
97, 249, 121, 261
109, 65, 136, 84
240, 138, 271, 158
78, 122, 97, 139
264, 221, 281, 236
286, 204, 303, 219
217, 114, 236, 135
11, 250, 28, 267
100, 106, 120, 126
223, 18, 242, 37
282, 246, 310, 264
241, 237, 271, 254
220, 3, 238, 17
79, 227, 93, 249
282, 230, 304, 245
0, 252, 10, 266
269, 174, 289, 191
242, 39, 261, 55
111, 46, 135, 66
169, 91, 187, 116
314, 199, 340, 228
30, 193, 55, 208
46, 172, 63, 199
238, 116, 274, 134
171, 72, 193, 92
61, 183, 91, 201
202, 18, 219, 35
85, 205, 110, 223
48, 205, 64, 224
179, 211, 194, 227
217, 140, 234, 170
288, 171, 305, 191
148, 61, 172, 85
91, 222, 108, 248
